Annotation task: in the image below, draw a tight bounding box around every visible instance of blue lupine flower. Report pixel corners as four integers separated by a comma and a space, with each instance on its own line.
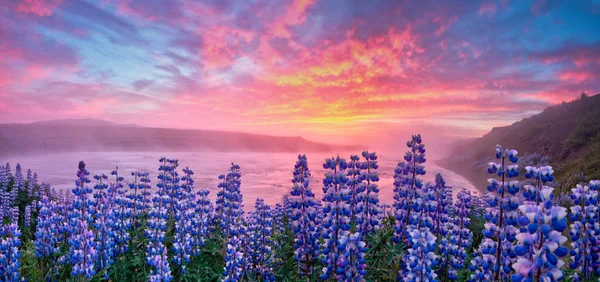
511, 185, 568, 281
402, 228, 438, 281
336, 231, 367, 281
471, 145, 520, 281
148, 247, 173, 282
146, 192, 171, 281
195, 186, 213, 252
346, 155, 364, 229
35, 196, 63, 259
69, 220, 98, 278
569, 180, 600, 281
431, 174, 452, 238
248, 198, 276, 281
447, 189, 473, 280
360, 151, 380, 234
173, 167, 196, 276
92, 173, 115, 275
393, 134, 426, 243
321, 156, 351, 280
216, 163, 244, 240
0, 223, 22, 282
222, 232, 245, 282
289, 154, 320, 277
109, 184, 132, 257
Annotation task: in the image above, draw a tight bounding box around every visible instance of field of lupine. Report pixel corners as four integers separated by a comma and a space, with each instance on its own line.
0, 134, 598, 282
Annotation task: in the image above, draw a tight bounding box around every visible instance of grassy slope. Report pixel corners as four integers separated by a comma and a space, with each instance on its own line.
438, 93, 600, 191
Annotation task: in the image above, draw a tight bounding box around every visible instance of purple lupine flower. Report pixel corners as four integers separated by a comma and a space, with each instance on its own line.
248, 198, 275, 281
93, 174, 115, 275
195, 186, 212, 252
222, 232, 245, 282
289, 154, 320, 277
109, 185, 132, 257
471, 145, 520, 281
71, 161, 93, 224
69, 220, 98, 278
393, 134, 426, 243
447, 189, 473, 281
14, 164, 24, 192
0, 223, 21, 282
24, 205, 31, 227
109, 166, 124, 206
172, 167, 196, 276
359, 151, 380, 234
431, 173, 452, 238
157, 157, 180, 217
35, 196, 63, 259
569, 180, 600, 281
0, 164, 8, 220
149, 247, 173, 282
320, 156, 351, 280
402, 228, 438, 281
217, 163, 243, 241
146, 192, 171, 281
347, 155, 364, 229
512, 186, 568, 281
336, 231, 367, 281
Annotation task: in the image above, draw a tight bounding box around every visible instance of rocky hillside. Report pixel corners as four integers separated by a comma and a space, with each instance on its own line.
439, 93, 600, 190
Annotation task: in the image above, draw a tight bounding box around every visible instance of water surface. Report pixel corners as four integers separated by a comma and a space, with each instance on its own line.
2, 152, 479, 210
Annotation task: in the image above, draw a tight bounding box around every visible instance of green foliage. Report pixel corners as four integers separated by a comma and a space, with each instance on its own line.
364, 215, 405, 282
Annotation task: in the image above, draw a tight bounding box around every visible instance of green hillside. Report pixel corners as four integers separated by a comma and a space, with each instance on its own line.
439, 93, 600, 191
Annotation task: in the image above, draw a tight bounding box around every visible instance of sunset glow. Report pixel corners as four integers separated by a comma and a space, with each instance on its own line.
1, 0, 599, 145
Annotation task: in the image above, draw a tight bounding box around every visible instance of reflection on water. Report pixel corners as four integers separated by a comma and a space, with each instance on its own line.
2, 151, 480, 210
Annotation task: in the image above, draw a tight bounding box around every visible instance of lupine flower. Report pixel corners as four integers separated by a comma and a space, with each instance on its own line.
402, 228, 438, 281
195, 186, 213, 252
69, 220, 98, 278
512, 186, 568, 281
109, 167, 124, 206
468, 239, 497, 282
92, 174, 115, 274
336, 231, 367, 281
109, 182, 132, 256
148, 247, 173, 282
447, 189, 473, 280
360, 151, 380, 234
471, 145, 520, 281
35, 196, 63, 259
146, 192, 171, 281
217, 163, 243, 240
289, 154, 320, 277
222, 232, 245, 282
248, 198, 275, 281
346, 155, 364, 229
431, 174, 452, 238
157, 157, 180, 217
24, 204, 32, 227
0, 223, 21, 282
569, 180, 600, 281
321, 156, 351, 280
172, 167, 196, 276
394, 134, 426, 242
14, 164, 24, 192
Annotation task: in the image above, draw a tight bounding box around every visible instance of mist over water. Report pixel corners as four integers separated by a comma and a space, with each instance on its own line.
2, 151, 479, 210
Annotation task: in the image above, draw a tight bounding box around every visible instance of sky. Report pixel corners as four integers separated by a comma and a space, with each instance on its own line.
1, 0, 599, 148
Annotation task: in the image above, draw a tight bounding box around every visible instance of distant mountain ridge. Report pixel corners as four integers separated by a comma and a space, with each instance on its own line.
438, 93, 600, 190
0, 119, 361, 155
28, 118, 141, 128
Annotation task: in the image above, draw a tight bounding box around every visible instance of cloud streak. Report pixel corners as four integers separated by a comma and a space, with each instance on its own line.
1, 0, 599, 145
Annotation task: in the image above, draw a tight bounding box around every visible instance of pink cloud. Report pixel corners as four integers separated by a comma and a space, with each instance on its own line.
16, 0, 63, 17
478, 2, 496, 16
271, 0, 316, 38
